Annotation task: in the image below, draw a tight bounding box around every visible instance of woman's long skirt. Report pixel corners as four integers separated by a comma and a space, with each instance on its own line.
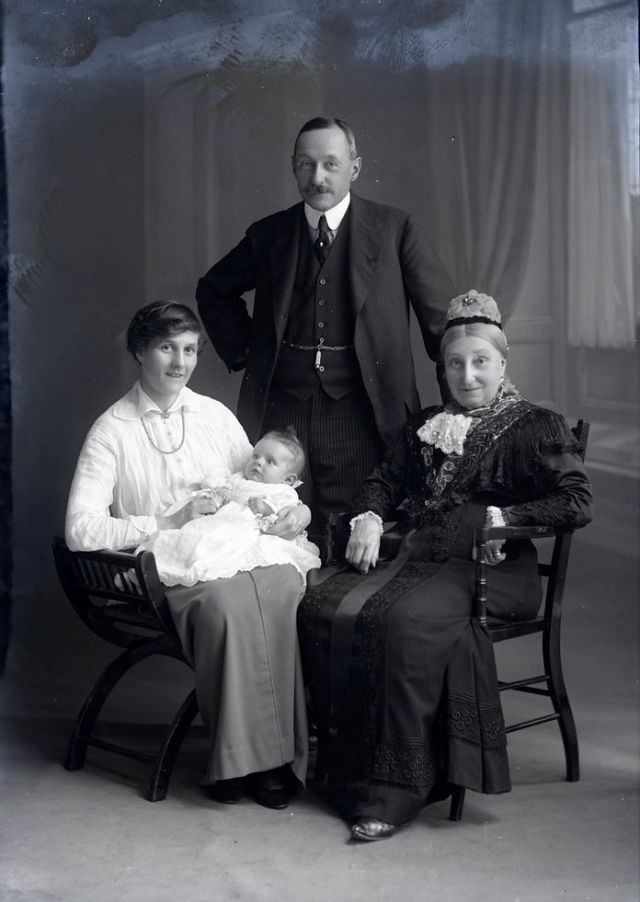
166, 563, 308, 785
298, 548, 541, 824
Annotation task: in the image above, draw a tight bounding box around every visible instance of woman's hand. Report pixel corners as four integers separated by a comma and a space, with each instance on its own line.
346, 518, 382, 574
482, 540, 506, 566
481, 505, 506, 566
266, 503, 311, 540
157, 489, 222, 530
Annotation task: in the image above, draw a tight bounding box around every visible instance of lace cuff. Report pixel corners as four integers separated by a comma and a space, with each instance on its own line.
485, 506, 506, 528
349, 511, 384, 534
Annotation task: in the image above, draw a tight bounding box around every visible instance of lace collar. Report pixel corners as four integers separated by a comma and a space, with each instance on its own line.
417, 411, 473, 456
417, 380, 521, 456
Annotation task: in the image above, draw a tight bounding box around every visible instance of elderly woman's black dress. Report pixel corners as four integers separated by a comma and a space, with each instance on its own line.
297, 385, 592, 825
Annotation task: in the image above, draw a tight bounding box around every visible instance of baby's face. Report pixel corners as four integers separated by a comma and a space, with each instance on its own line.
244, 437, 297, 484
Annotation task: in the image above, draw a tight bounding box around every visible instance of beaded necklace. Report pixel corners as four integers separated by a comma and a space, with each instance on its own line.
140, 407, 186, 454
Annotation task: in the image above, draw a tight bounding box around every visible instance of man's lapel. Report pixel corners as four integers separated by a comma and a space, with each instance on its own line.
268, 203, 304, 343
348, 195, 381, 316
264, 196, 380, 336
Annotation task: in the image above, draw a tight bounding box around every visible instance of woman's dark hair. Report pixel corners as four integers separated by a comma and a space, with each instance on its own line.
126, 301, 202, 360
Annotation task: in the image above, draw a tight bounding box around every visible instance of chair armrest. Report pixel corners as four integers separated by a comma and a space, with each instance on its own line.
52, 538, 176, 645
379, 522, 411, 560
474, 524, 558, 543
472, 524, 570, 626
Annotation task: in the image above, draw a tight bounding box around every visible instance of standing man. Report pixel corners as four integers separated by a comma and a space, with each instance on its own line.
196, 117, 454, 556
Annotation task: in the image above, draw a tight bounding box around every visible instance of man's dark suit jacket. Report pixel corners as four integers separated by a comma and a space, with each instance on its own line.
196, 193, 454, 450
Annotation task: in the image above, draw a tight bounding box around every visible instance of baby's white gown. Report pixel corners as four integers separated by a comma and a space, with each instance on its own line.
137, 475, 321, 587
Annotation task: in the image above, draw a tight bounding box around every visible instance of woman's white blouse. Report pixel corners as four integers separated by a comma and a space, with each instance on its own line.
65, 383, 252, 552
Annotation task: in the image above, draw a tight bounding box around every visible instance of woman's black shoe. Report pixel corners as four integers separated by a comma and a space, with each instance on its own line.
208, 777, 244, 804
247, 767, 295, 810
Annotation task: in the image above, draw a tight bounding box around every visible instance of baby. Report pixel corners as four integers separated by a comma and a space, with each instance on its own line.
137, 428, 321, 587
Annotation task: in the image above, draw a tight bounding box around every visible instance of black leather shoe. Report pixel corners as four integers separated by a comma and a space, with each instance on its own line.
247, 767, 295, 810
208, 777, 243, 804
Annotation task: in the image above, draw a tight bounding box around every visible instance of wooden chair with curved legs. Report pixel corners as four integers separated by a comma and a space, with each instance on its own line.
320, 420, 589, 822
52, 538, 198, 801
448, 419, 589, 820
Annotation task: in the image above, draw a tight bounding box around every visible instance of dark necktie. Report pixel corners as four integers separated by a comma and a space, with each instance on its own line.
314, 215, 331, 264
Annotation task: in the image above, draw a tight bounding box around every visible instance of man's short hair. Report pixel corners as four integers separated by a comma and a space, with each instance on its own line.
293, 117, 358, 160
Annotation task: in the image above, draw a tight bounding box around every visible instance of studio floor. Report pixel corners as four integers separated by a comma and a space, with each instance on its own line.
1, 534, 638, 902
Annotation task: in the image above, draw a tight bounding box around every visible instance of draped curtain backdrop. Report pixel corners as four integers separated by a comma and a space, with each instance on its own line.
567, 9, 637, 349
355, 0, 636, 341
416, 1, 545, 322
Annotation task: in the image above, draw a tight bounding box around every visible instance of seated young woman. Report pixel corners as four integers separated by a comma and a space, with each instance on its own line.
65, 301, 311, 810
297, 290, 593, 841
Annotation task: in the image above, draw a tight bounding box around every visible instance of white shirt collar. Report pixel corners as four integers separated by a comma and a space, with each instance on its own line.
112, 382, 205, 420
304, 192, 351, 232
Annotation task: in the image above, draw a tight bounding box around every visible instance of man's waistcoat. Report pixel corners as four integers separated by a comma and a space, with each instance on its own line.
271, 211, 361, 400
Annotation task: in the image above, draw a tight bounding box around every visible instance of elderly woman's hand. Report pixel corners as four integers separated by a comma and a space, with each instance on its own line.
266, 503, 311, 540
481, 505, 506, 566
482, 540, 506, 566
346, 516, 382, 574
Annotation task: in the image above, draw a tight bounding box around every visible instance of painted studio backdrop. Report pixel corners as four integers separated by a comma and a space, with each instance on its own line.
3, 1, 638, 705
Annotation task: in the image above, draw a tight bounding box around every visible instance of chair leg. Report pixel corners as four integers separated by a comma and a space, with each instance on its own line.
64, 636, 178, 771
143, 689, 199, 802
544, 619, 580, 782
449, 785, 466, 821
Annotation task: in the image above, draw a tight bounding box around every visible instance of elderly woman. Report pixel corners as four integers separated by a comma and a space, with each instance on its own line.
298, 290, 593, 841
66, 301, 310, 809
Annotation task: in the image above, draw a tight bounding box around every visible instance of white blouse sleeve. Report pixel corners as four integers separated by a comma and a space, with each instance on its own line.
65, 423, 159, 552
219, 404, 253, 472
